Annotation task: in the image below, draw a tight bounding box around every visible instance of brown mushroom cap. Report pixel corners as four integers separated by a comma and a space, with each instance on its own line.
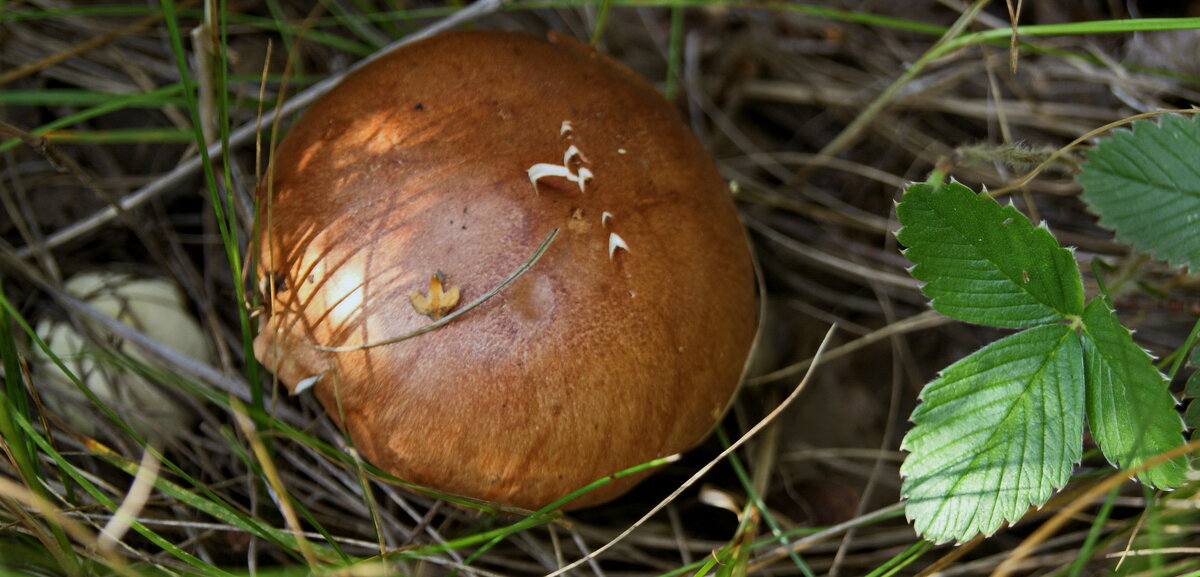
255, 30, 756, 510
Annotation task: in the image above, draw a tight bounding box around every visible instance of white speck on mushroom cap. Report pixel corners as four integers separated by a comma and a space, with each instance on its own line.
293, 373, 324, 394
575, 167, 593, 187
601, 211, 614, 227
527, 163, 572, 192
608, 232, 629, 259
528, 163, 592, 193
563, 145, 586, 166
560, 120, 573, 136
527, 143, 593, 193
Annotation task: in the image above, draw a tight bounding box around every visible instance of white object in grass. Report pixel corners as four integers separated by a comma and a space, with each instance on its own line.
34, 272, 212, 443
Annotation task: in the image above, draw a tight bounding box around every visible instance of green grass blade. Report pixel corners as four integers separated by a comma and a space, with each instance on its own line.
213, 0, 265, 415
0, 90, 189, 106
96, 442, 341, 565
715, 427, 813, 577
862, 540, 934, 577
12, 414, 235, 576
0, 281, 81, 574
37, 128, 195, 144
0, 84, 187, 153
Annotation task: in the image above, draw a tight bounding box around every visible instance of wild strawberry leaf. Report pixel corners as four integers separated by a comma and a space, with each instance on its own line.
1184, 400, 1200, 431
1081, 299, 1188, 488
900, 324, 1084, 544
1186, 345, 1200, 398
896, 181, 1084, 328
1077, 114, 1200, 272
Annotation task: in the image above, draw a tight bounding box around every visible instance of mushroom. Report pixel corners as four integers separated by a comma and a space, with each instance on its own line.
254, 30, 756, 510
34, 271, 210, 443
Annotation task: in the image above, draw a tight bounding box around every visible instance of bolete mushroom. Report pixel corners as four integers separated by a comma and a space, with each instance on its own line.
35, 271, 210, 442
254, 30, 756, 510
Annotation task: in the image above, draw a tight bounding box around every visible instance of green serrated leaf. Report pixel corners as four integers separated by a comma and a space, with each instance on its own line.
1081, 299, 1187, 488
1186, 369, 1200, 398
1192, 429, 1200, 470
1077, 114, 1200, 271
901, 324, 1083, 543
1185, 321, 1200, 397
1184, 399, 1200, 429
896, 181, 1084, 328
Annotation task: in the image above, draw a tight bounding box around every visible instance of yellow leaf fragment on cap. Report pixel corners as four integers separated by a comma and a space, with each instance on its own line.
410, 273, 461, 320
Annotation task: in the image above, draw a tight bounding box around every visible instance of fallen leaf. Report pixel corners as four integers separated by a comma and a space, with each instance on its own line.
410, 273, 461, 320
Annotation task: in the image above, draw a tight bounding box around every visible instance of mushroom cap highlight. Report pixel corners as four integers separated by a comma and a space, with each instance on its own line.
255, 30, 757, 510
